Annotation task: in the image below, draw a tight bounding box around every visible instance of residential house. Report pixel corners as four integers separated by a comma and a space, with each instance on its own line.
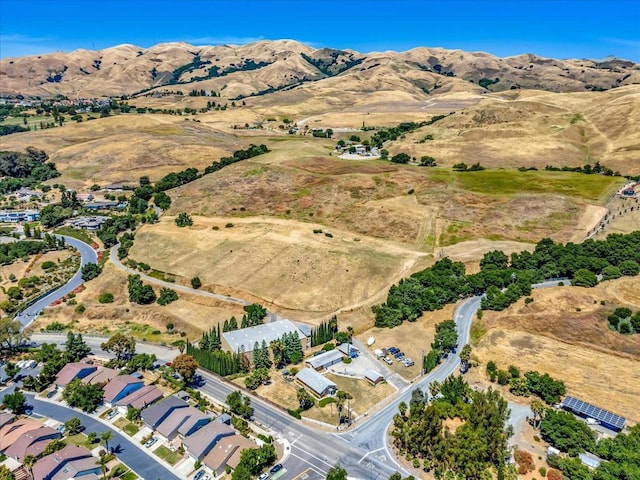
32, 444, 99, 480
103, 375, 144, 405
214, 413, 232, 426
0, 210, 40, 223
81, 367, 118, 386
203, 435, 255, 476
155, 406, 210, 440
141, 395, 188, 431
4, 426, 61, 461
0, 412, 15, 429
114, 385, 163, 413
305, 350, 342, 371
363, 370, 384, 386
295, 367, 337, 398
183, 422, 235, 462
54, 363, 97, 389
579, 452, 602, 470
0, 419, 42, 452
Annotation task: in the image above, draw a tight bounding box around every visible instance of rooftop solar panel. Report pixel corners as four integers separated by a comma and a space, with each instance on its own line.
562, 396, 626, 429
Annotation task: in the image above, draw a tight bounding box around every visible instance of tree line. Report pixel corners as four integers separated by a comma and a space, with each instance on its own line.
374, 232, 640, 328
310, 316, 338, 347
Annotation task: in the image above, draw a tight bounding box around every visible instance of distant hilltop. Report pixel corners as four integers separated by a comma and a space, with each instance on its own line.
1, 39, 638, 98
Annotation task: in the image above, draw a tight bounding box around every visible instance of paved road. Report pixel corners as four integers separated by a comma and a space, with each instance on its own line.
24, 395, 181, 480
109, 245, 283, 323
15, 235, 98, 328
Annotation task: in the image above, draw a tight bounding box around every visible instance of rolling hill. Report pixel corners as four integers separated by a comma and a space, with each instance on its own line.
1, 40, 638, 101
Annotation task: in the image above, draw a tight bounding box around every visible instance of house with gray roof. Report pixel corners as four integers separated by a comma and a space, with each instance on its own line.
183, 422, 235, 461
31, 444, 98, 480
222, 319, 308, 354
141, 395, 188, 430
337, 343, 359, 358
103, 375, 144, 405
156, 406, 210, 440
115, 385, 163, 412
296, 367, 337, 397
305, 350, 343, 370
363, 370, 384, 385
54, 363, 97, 389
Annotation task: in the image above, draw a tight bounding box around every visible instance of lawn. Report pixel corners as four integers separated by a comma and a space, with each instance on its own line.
153, 445, 181, 465
54, 226, 94, 245
121, 473, 139, 480
65, 433, 96, 449
453, 169, 621, 202
123, 423, 140, 436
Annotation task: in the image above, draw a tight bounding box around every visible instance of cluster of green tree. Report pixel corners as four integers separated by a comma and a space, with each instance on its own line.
0, 317, 29, 355
62, 378, 104, 412
203, 144, 270, 175
311, 128, 334, 138
478, 77, 500, 89
170, 54, 211, 82
231, 443, 276, 480
310, 316, 338, 347
392, 377, 511, 478
240, 304, 267, 328
117, 232, 135, 259
244, 367, 270, 390
120, 353, 156, 374
38, 204, 73, 227
127, 274, 156, 304
423, 320, 459, 373
419, 155, 437, 167
154, 168, 199, 192
374, 232, 640, 328
153, 191, 171, 210
80, 262, 101, 281
542, 410, 597, 455
390, 152, 412, 164
607, 306, 640, 334
0, 124, 29, 136
369, 121, 428, 148
544, 161, 620, 177
225, 390, 254, 418
252, 340, 272, 370
97, 215, 137, 248
101, 332, 136, 364
486, 361, 566, 404
452, 162, 485, 171
157, 287, 178, 305
0, 147, 59, 193
300, 52, 364, 76
175, 212, 193, 227
274, 332, 304, 366
199, 324, 222, 350
186, 342, 246, 376
188, 89, 218, 96
0, 239, 51, 265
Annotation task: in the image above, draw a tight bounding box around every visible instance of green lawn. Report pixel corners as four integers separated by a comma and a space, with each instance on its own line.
65, 433, 96, 449
452, 169, 622, 202
123, 423, 140, 436
121, 473, 139, 480
153, 445, 181, 465
54, 226, 94, 245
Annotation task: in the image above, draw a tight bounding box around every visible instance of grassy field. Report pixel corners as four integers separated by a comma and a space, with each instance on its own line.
453, 169, 622, 202
54, 226, 95, 245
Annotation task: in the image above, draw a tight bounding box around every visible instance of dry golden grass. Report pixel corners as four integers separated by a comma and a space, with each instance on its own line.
31, 261, 244, 341
128, 216, 426, 316
0, 114, 244, 190
473, 329, 640, 423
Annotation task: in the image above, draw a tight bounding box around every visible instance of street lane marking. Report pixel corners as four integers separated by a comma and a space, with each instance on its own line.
289, 455, 326, 476
291, 445, 333, 469
358, 447, 385, 463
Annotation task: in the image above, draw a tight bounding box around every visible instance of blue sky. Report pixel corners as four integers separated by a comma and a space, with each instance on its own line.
1, 0, 639, 61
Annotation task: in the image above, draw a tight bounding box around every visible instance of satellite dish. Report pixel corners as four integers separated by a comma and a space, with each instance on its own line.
367, 337, 375, 346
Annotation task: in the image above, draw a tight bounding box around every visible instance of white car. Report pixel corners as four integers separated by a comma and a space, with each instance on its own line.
106, 410, 118, 420
383, 357, 393, 365
258, 473, 270, 480
144, 437, 158, 448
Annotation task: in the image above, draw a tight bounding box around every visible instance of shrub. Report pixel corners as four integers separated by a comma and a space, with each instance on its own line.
343, 357, 352, 364
41, 261, 56, 270
539, 467, 547, 477
287, 408, 302, 419
225, 223, 234, 228
74, 303, 86, 314
191, 277, 202, 289
547, 469, 562, 480
98, 292, 114, 304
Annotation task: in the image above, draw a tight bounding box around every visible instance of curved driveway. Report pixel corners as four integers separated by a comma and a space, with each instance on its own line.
15, 235, 98, 328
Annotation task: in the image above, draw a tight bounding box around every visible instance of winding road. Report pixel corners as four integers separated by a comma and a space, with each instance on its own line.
21, 236, 568, 479
15, 235, 98, 328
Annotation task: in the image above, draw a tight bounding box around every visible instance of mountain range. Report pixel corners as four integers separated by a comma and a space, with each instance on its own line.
1, 40, 638, 100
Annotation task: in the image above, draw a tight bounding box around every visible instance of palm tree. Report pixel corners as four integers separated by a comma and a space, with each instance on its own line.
96, 453, 109, 480
530, 399, 546, 429
23, 454, 36, 479
100, 430, 113, 453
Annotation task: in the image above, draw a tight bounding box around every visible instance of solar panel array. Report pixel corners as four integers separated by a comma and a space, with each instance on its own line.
563, 396, 626, 430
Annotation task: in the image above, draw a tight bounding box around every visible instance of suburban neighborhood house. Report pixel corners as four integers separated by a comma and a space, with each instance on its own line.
114, 384, 163, 413
141, 394, 210, 441
1, 422, 61, 462
183, 421, 235, 462
221, 319, 310, 354
296, 367, 337, 398
31, 444, 99, 480
102, 374, 144, 405
202, 434, 256, 476
54, 362, 97, 389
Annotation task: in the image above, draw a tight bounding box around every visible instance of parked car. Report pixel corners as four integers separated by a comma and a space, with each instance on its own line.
258, 473, 270, 480
56, 424, 66, 434
403, 359, 414, 367
387, 347, 399, 354
194, 470, 205, 480
106, 409, 118, 420
383, 357, 393, 365
270, 464, 283, 474
144, 437, 157, 448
